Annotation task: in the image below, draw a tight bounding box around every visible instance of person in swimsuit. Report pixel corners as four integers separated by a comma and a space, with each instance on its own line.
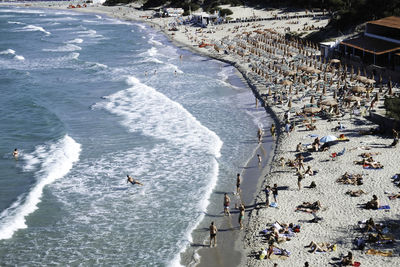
223, 193, 231, 216
272, 184, 278, 203
239, 203, 245, 229
126, 175, 143, 186
265, 185, 271, 207
209, 221, 217, 247
236, 173, 241, 194
13, 148, 18, 160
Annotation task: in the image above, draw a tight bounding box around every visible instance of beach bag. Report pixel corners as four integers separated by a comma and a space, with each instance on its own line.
310, 181, 316, 188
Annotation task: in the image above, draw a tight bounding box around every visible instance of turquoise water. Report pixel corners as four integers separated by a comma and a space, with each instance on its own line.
0, 6, 270, 266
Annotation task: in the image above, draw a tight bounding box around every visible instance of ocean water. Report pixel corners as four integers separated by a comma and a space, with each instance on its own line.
0, 6, 270, 266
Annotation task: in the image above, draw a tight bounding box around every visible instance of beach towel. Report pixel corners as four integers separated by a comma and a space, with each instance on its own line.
273, 247, 291, 256
378, 205, 390, 210
363, 165, 383, 170
353, 262, 361, 267
366, 249, 393, 257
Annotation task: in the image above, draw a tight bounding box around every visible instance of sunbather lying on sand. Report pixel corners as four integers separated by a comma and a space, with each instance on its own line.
305, 241, 336, 253
295, 201, 321, 213
389, 192, 400, 200
361, 152, 381, 158
337, 172, 363, 185
363, 217, 382, 233
346, 189, 366, 197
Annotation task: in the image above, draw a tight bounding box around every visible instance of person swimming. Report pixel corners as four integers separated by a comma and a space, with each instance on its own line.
13, 148, 18, 160
126, 175, 143, 186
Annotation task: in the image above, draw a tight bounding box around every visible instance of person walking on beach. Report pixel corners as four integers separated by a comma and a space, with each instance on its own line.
12, 148, 19, 160
209, 221, 217, 247
272, 184, 278, 203
257, 154, 262, 166
126, 175, 144, 186
238, 203, 245, 230
265, 185, 271, 207
236, 173, 241, 194
223, 193, 231, 216
297, 172, 304, 190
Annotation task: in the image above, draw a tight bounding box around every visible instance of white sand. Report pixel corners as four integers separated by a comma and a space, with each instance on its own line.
3, 2, 399, 266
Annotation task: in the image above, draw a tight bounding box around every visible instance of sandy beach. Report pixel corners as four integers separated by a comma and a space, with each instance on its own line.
3, 1, 400, 266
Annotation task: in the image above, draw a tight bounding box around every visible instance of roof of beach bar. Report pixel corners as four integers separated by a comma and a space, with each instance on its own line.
341, 35, 400, 55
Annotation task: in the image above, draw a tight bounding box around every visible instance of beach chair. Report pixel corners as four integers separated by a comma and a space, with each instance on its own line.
330, 148, 345, 160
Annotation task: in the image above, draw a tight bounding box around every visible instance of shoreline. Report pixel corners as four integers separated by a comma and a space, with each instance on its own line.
3, 2, 400, 267
1, 3, 279, 266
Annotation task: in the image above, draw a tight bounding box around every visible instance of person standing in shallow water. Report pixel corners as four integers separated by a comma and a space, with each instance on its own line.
209, 221, 217, 247
12, 148, 18, 160
239, 203, 245, 229
223, 193, 231, 216
236, 173, 241, 194
270, 124, 276, 139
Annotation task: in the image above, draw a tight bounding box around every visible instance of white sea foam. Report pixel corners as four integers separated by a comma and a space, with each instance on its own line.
67, 38, 83, 44
69, 53, 80, 60
77, 29, 103, 38
92, 76, 222, 266
95, 15, 102, 19
138, 57, 163, 64
14, 55, 25, 61
148, 36, 163, 46
139, 47, 158, 57
0, 135, 81, 240
20, 25, 51, 35
164, 63, 183, 74
0, 49, 15, 55
94, 76, 222, 156
43, 44, 82, 52
7, 21, 24, 25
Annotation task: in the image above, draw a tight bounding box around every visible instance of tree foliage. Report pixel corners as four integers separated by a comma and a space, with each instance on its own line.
104, 0, 400, 31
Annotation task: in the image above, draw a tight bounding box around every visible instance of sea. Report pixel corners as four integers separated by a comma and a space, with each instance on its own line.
0, 5, 271, 266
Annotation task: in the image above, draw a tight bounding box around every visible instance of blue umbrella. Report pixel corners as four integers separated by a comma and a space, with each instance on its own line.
320, 135, 337, 143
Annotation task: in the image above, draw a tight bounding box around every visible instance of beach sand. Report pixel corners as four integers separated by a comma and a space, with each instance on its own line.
4, 2, 400, 266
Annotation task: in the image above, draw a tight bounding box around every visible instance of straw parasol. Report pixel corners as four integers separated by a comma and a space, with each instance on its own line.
281, 80, 293, 86
321, 99, 338, 106
346, 95, 362, 102
303, 106, 321, 113
352, 86, 366, 93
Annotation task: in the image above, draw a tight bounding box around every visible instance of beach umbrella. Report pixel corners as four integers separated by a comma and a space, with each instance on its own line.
303, 106, 321, 114
320, 135, 337, 143
281, 80, 293, 86
352, 86, 366, 93
321, 99, 338, 106
346, 95, 361, 102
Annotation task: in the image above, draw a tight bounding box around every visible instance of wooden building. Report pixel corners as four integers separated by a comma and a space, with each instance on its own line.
340, 16, 400, 68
